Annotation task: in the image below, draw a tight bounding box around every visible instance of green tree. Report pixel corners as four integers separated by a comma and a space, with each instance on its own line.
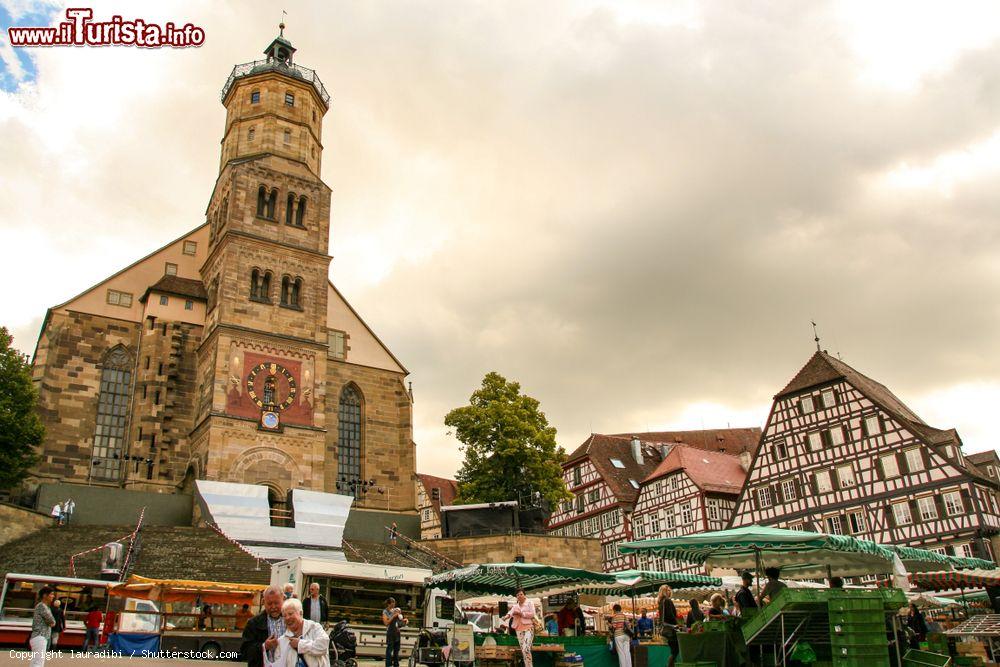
446, 372, 571, 508
0, 327, 43, 489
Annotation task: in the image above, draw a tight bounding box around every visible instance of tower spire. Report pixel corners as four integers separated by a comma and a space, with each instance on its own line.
811, 320, 821, 352
279, 10, 286, 37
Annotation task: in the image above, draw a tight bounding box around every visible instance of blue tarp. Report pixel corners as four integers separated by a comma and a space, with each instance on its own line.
108, 632, 161, 656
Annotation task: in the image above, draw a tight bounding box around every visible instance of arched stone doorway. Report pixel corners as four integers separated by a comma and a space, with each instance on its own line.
261, 482, 291, 527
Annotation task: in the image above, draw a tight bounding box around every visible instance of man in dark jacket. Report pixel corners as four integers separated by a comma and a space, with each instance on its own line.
241, 586, 286, 667
303, 583, 329, 625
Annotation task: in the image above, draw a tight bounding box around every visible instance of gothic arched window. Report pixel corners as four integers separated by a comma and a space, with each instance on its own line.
285, 192, 296, 225
250, 269, 272, 302
90, 345, 134, 482
295, 196, 306, 227
338, 385, 363, 496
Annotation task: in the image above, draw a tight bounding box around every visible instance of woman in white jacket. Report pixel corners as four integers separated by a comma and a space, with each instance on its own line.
279, 598, 330, 667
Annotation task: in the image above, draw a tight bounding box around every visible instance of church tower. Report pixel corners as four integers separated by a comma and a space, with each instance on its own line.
191, 25, 334, 506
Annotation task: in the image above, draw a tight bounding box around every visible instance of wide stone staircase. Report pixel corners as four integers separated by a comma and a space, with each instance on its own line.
0, 525, 270, 584
0, 524, 458, 584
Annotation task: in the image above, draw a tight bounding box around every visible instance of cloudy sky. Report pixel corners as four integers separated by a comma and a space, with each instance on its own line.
3, 0, 1000, 478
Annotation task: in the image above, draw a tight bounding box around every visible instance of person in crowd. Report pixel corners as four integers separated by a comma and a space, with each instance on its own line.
734, 572, 758, 616
64, 499, 75, 524
544, 614, 558, 636
241, 585, 286, 667
907, 603, 929, 649
83, 606, 103, 652
636, 608, 654, 638
830, 577, 844, 589
556, 599, 585, 635
758, 567, 787, 606
49, 599, 65, 649
29, 586, 56, 667
656, 585, 678, 667
382, 597, 405, 667
198, 603, 213, 630
608, 603, 632, 667
389, 522, 399, 546
304, 583, 328, 625
685, 599, 705, 628
707, 594, 728, 618
101, 609, 117, 646
283, 583, 296, 600
50, 502, 62, 526
236, 604, 253, 631
508, 588, 536, 667
281, 597, 330, 667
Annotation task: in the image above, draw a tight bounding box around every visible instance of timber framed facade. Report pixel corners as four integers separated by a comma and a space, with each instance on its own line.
730, 351, 1000, 566
547, 429, 759, 571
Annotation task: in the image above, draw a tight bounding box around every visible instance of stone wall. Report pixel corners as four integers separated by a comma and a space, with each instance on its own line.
36, 483, 193, 526
423, 534, 603, 571
31, 311, 142, 483
344, 508, 419, 542
0, 503, 51, 546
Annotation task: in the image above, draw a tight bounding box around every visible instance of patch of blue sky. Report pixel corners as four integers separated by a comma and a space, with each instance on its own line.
0, 2, 62, 92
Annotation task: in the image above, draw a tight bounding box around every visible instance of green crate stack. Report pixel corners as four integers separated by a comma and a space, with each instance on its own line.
829, 600, 890, 667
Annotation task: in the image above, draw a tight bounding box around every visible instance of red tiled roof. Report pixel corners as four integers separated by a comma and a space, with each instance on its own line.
643, 445, 747, 495
417, 474, 458, 514
563, 428, 761, 503
611, 428, 761, 455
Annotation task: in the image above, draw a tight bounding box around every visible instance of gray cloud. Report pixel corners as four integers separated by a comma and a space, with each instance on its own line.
4, 0, 1000, 476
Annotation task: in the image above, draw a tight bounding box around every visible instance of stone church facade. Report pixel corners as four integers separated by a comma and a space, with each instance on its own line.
29, 32, 416, 513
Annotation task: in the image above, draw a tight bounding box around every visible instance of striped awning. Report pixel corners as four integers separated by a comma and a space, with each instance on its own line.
947, 556, 997, 571
572, 569, 721, 595
426, 563, 618, 596
911, 569, 1000, 591
619, 525, 897, 580
880, 544, 954, 572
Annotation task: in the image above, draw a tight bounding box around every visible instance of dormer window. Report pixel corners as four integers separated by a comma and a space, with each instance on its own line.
250, 90, 260, 104
285, 92, 294, 106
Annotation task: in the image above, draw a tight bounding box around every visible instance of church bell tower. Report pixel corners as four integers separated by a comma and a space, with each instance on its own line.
190, 25, 335, 500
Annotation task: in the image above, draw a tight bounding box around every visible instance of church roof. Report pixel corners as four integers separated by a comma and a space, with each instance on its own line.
644, 445, 747, 495
140, 275, 207, 303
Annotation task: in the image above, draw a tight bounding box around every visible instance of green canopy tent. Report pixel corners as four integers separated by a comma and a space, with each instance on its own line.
947, 555, 997, 571
880, 544, 956, 573
574, 569, 722, 596
619, 525, 899, 583
426, 562, 620, 598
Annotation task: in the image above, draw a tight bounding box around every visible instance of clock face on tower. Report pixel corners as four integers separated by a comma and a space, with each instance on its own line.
245, 362, 297, 410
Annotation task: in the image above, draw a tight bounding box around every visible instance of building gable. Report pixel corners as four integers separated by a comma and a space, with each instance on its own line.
326, 281, 406, 374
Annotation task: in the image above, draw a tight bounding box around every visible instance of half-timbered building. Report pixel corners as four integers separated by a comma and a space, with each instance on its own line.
416, 473, 458, 539
632, 446, 747, 574
730, 350, 1000, 565
547, 428, 760, 571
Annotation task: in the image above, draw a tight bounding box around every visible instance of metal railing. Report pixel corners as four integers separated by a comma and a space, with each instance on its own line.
221, 59, 330, 106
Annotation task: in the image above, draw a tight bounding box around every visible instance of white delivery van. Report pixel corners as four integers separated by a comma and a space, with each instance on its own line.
271, 558, 453, 658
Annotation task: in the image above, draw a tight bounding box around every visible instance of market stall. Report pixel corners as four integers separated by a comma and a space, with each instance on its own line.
428, 563, 707, 667
620, 525, 911, 666
109, 575, 266, 657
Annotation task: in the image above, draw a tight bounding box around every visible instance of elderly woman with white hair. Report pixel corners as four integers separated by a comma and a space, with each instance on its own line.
279, 597, 330, 667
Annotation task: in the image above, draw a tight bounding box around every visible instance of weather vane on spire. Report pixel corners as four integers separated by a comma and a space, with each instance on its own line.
811, 320, 821, 352
279, 10, 287, 37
